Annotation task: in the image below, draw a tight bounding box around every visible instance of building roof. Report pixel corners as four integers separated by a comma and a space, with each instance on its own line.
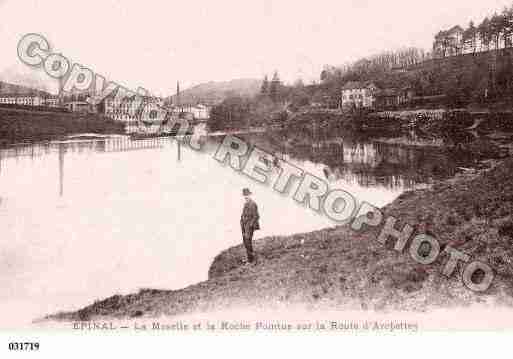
341, 81, 364, 90
341, 81, 378, 91
447, 25, 464, 34
0, 93, 43, 97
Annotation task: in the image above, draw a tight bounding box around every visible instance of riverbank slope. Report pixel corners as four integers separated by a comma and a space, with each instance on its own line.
45, 158, 513, 321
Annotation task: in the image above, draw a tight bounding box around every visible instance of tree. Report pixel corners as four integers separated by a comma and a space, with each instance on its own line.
269, 71, 281, 102
490, 13, 505, 50
433, 31, 450, 57
260, 75, 269, 95
320, 69, 329, 83
463, 21, 478, 53
288, 83, 309, 110
293, 78, 305, 88
208, 96, 251, 131
320, 65, 338, 83
311, 90, 324, 105
501, 6, 513, 47
478, 17, 492, 51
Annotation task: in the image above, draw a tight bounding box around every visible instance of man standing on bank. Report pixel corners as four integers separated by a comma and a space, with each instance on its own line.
240, 188, 260, 263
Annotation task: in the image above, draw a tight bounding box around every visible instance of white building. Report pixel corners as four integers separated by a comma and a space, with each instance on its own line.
0, 95, 16, 105
0, 94, 45, 106
44, 97, 59, 107
341, 82, 379, 109
95, 93, 209, 122
191, 104, 210, 120
98, 94, 166, 122
172, 104, 210, 120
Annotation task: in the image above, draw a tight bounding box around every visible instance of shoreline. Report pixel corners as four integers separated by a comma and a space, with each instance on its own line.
42, 156, 513, 323
0, 107, 125, 146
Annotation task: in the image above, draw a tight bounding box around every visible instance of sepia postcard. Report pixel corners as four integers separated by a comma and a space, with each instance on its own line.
1, 0, 513, 356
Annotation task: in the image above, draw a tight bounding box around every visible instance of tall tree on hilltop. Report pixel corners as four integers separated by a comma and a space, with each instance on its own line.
320, 69, 329, 83
478, 17, 492, 51
433, 30, 450, 57
269, 71, 281, 102
490, 13, 505, 50
463, 21, 478, 53
501, 6, 513, 47
320, 65, 341, 83
260, 75, 269, 95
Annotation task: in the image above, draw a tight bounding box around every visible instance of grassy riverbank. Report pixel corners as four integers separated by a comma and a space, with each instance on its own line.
0, 108, 125, 145
44, 157, 513, 322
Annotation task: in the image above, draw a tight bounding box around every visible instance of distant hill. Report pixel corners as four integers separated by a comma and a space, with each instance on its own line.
0, 80, 51, 96
167, 79, 262, 105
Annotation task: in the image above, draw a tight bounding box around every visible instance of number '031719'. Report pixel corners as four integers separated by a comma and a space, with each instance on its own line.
8, 342, 40, 351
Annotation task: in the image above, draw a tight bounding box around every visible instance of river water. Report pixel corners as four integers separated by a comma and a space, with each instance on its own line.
0, 132, 477, 327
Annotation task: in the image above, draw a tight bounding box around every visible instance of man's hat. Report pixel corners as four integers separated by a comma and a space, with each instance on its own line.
242, 188, 252, 196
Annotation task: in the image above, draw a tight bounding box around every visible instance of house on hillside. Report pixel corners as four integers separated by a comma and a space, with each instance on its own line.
375, 89, 402, 109
433, 25, 465, 57
341, 82, 379, 109
374, 88, 415, 109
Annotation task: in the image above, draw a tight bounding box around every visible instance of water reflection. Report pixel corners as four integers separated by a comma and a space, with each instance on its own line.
0, 132, 478, 198
58, 143, 65, 197
0, 137, 169, 197
245, 132, 477, 190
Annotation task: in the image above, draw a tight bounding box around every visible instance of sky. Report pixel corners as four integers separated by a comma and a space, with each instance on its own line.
0, 0, 512, 95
